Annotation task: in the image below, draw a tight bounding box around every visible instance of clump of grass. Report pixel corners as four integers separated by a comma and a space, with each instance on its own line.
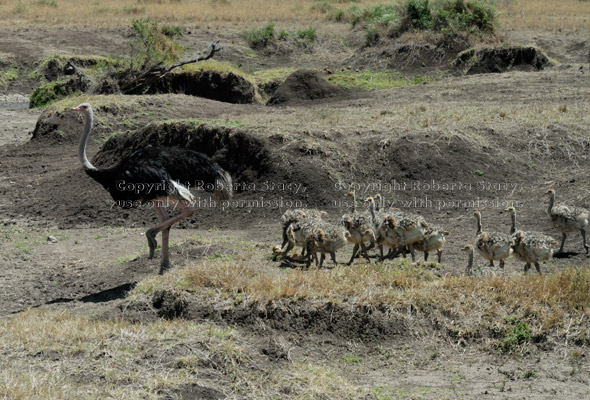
29, 80, 79, 108
497, 318, 531, 353
245, 23, 318, 49
0, 64, 18, 86
245, 22, 277, 48
296, 27, 317, 42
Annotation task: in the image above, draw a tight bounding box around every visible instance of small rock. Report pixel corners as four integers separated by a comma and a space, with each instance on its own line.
47, 235, 58, 243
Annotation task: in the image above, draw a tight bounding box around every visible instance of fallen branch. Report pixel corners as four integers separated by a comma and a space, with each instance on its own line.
119, 41, 223, 94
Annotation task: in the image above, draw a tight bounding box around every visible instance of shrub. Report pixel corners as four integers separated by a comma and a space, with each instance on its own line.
296, 28, 317, 42
333, 0, 497, 45
128, 18, 185, 69
246, 23, 276, 49
432, 0, 497, 33
29, 80, 78, 108
407, 0, 432, 29
246, 24, 317, 49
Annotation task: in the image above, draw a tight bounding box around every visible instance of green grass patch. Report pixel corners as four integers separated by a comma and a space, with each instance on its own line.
0, 64, 18, 86
497, 318, 531, 353
29, 54, 123, 81
29, 80, 80, 108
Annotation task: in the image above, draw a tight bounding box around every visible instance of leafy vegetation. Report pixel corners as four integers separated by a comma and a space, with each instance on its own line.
0, 63, 18, 86
245, 23, 318, 49
246, 23, 278, 48
497, 319, 531, 353
128, 18, 185, 68
326, 0, 497, 45
29, 80, 79, 108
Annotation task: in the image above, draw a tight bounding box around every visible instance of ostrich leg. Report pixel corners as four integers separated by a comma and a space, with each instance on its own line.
155, 206, 172, 272
145, 200, 194, 273
558, 232, 567, 253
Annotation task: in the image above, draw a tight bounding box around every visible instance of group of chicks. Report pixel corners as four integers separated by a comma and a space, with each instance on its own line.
273, 187, 589, 275
464, 188, 589, 275
272, 190, 448, 269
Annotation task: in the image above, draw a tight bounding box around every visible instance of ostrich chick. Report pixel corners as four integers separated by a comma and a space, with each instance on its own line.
546, 188, 589, 254
473, 210, 513, 270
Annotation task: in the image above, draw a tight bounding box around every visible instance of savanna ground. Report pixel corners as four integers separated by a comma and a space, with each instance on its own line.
1, 0, 590, 398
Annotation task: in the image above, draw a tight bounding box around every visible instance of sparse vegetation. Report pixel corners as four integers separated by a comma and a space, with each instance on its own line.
326, 69, 433, 90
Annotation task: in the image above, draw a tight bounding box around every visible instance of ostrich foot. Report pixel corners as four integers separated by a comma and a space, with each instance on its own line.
159, 259, 170, 275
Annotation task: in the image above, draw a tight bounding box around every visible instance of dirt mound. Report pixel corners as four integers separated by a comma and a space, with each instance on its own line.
347, 35, 471, 72
453, 46, 553, 74
126, 291, 411, 342
94, 121, 272, 184
267, 69, 347, 106
147, 70, 259, 104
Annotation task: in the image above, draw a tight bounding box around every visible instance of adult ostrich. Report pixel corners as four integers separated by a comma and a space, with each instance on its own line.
73, 103, 232, 273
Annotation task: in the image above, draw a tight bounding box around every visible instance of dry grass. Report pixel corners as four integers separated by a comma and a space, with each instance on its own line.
497, 0, 590, 32
0, 309, 368, 399
0, 0, 588, 33
132, 237, 590, 344
0, 310, 243, 399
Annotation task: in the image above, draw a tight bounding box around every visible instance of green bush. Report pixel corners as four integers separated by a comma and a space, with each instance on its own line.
432, 0, 497, 32
246, 23, 276, 48
332, 0, 497, 45
246, 24, 317, 49
29, 80, 78, 108
407, 0, 432, 29
296, 28, 317, 42
128, 18, 185, 69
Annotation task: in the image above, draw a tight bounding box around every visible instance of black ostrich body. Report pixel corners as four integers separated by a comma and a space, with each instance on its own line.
74, 103, 232, 273
87, 146, 231, 207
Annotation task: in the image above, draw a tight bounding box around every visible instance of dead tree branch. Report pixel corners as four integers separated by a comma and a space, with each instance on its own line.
119, 41, 223, 94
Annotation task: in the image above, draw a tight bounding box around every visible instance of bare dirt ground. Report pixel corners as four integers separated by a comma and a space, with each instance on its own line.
1, 24, 590, 399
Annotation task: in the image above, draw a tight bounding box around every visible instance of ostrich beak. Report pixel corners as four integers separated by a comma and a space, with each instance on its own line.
72, 106, 81, 111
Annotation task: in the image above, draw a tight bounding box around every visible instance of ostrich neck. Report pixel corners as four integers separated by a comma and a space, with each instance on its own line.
510, 213, 516, 235
78, 110, 97, 171
467, 250, 474, 270
350, 193, 356, 214
475, 214, 482, 236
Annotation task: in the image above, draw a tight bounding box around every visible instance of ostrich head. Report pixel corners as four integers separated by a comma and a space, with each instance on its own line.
73, 102, 91, 114
462, 244, 473, 253
505, 206, 515, 214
